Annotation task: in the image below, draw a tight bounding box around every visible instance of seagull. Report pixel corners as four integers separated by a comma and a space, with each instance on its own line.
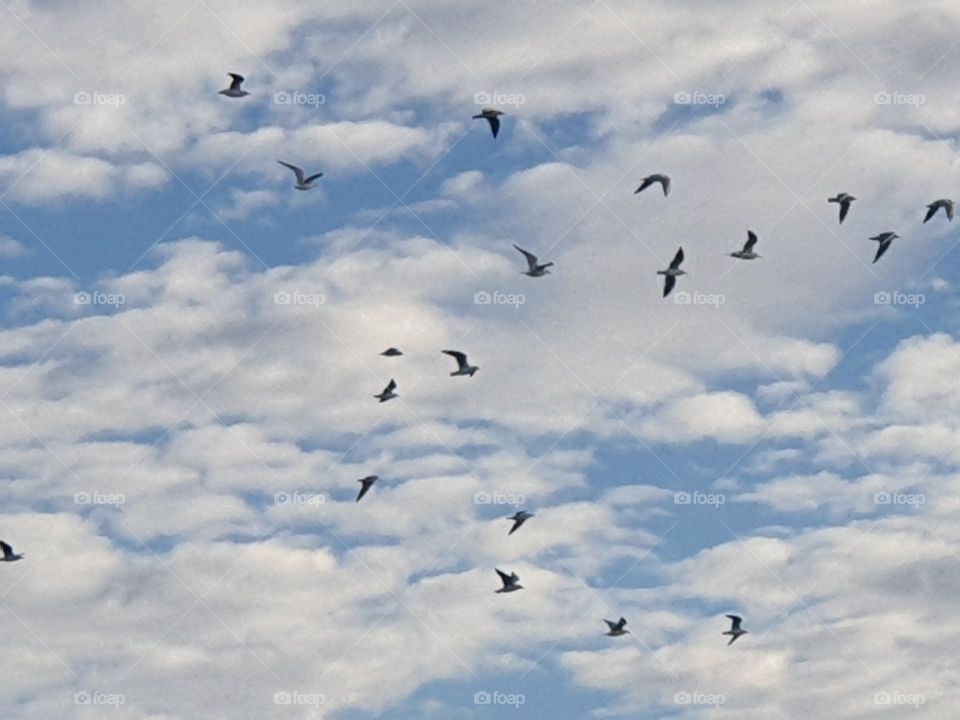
442, 350, 479, 377
380, 348, 403, 357
277, 160, 323, 190
722, 615, 748, 645
729, 231, 760, 260
513, 244, 553, 277
495, 568, 523, 593
657, 246, 686, 297
374, 379, 398, 402
356, 475, 378, 502
0, 541, 23, 562
923, 199, 954, 223
473, 108, 504, 138
635, 174, 671, 197
828, 193, 856, 224
869, 232, 899, 263
218, 73, 249, 98
604, 617, 629, 637
507, 510, 533, 535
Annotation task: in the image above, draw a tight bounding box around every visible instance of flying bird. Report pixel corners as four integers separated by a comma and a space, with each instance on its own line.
722, 614, 748, 645
869, 232, 899, 263
513, 244, 553, 277
604, 617, 629, 637
495, 568, 523, 593
507, 510, 533, 535
277, 160, 323, 190
442, 350, 479, 377
374, 379, 398, 402
473, 108, 504, 138
828, 193, 855, 224
729, 230, 760, 260
0, 541, 23, 562
356, 475, 378, 502
380, 347, 403, 357
657, 246, 686, 297
923, 199, 954, 223
635, 174, 671, 197
218, 73, 249, 98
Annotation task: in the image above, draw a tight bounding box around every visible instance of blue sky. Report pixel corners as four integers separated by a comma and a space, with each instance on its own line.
1, 1, 960, 718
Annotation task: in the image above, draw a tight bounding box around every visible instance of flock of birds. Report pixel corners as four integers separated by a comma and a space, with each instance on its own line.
20, 68, 956, 656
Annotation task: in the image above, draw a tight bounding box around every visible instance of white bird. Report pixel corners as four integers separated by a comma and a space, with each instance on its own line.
828, 193, 855, 224
635, 174, 670, 197
277, 160, 323, 190
374, 379, 398, 402
657, 246, 686, 297
722, 614, 748, 645
495, 568, 523, 593
869, 232, 899, 263
442, 350, 479, 377
604, 617, 629, 637
218, 73, 249, 98
729, 231, 760, 260
507, 511, 533, 535
473, 108, 504, 138
356, 475, 378, 502
0, 540, 23, 562
924, 199, 954, 223
513, 244, 553, 277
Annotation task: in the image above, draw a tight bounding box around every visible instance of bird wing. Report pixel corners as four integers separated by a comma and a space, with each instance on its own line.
618, 617, 627, 628
744, 231, 758, 253
356, 483, 370, 501
659, 175, 671, 196
442, 350, 469, 369
923, 205, 938, 223
635, 177, 654, 194
0, 541, 10, 558
662, 274, 676, 298
488, 116, 500, 138
513, 244, 539, 271
726, 614, 742, 629
277, 160, 306, 184
669, 246, 685, 270
496, 568, 512, 584
727, 634, 740, 646
508, 518, 523, 534
949, 201, 956, 220
604, 619, 617, 631
874, 238, 892, 263
304, 172, 324, 184
385, 379, 397, 393
839, 200, 851, 224
228, 73, 245, 90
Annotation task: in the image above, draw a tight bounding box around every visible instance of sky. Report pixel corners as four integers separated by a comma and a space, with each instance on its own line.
1, 0, 960, 717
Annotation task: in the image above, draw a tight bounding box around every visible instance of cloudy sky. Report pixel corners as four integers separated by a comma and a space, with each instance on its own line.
1, 0, 960, 717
